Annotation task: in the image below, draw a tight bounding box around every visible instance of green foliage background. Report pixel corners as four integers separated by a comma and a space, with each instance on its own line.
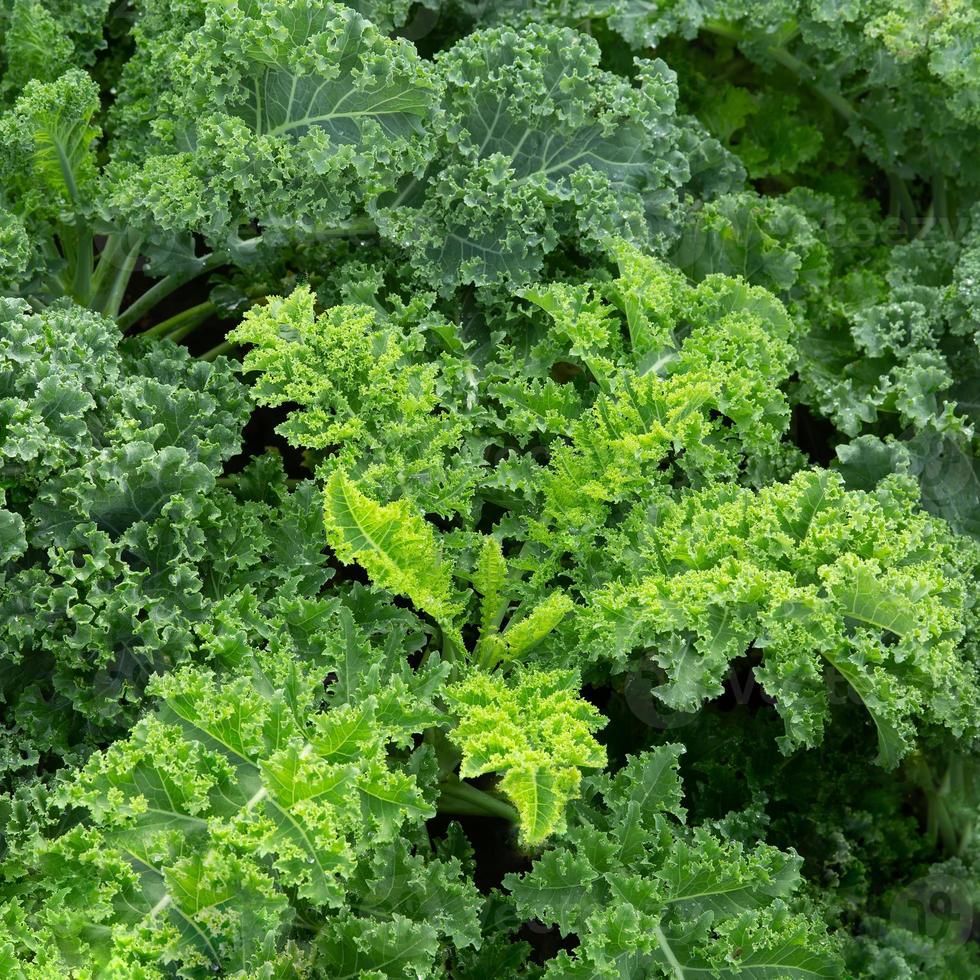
0, 0, 978, 976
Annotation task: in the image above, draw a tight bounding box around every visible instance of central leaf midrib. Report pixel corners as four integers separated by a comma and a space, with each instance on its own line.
250, 71, 426, 138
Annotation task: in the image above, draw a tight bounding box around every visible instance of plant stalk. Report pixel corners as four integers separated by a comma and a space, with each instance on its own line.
116, 252, 225, 331
143, 301, 217, 341
89, 233, 125, 304
101, 236, 144, 319
437, 779, 518, 823
198, 338, 236, 361
70, 227, 94, 306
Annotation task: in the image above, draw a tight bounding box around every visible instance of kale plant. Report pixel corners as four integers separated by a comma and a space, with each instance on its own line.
0, 1, 978, 977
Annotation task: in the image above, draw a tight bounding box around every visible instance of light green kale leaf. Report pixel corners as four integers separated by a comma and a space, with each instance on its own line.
0, 609, 473, 977
323, 467, 467, 640
230, 285, 479, 518
321, 469, 580, 674
527, 247, 800, 575
583, 469, 978, 766
445, 667, 607, 845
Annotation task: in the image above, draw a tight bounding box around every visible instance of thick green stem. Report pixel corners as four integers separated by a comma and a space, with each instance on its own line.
441, 625, 462, 665
165, 321, 209, 345
198, 338, 236, 362
699, 17, 741, 41
907, 753, 971, 856
101, 237, 144, 319
933, 762, 960, 855
474, 641, 495, 672
89, 234, 125, 304
70, 227, 94, 306
654, 924, 686, 980
140, 301, 217, 342
57, 230, 81, 300
437, 779, 519, 823
116, 252, 225, 331
474, 631, 509, 672
935, 800, 959, 856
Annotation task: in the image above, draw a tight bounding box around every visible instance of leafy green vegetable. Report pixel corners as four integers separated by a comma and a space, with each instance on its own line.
0, 610, 475, 975
585, 469, 978, 766
2, 3, 980, 977
323, 467, 465, 635
446, 667, 606, 844
0, 297, 333, 777
506, 745, 843, 977
373, 22, 736, 288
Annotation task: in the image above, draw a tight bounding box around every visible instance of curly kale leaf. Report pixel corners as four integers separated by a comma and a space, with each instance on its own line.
0, 299, 336, 771
0, 0, 111, 97
233, 243, 798, 530
445, 667, 607, 845
474, 0, 980, 188
229, 285, 480, 518
108, 0, 437, 249
373, 23, 737, 289
795, 232, 973, 439
323, 467, 466, 636
233, 242, 979, 767
0, 610, 479, 977
583, 470, 979, 766
4, 6, 739, 314
504, 745, 844, 977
